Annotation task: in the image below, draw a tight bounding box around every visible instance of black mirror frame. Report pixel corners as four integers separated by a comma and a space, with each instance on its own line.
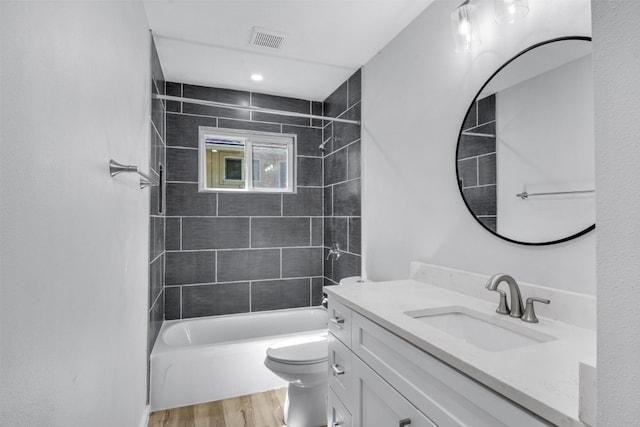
455, 36, 595, 246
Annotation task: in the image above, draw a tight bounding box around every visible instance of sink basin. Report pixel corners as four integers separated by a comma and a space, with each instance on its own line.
405, 306, 555, 352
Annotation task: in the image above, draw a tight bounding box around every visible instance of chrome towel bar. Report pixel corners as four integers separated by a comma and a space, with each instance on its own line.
516, 189, 595, 199
109, 159, 158, 189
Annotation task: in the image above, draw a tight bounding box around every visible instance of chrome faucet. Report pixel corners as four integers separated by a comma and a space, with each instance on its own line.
326, 243, 341, 261
485, 274, 524, 318
521, 297, 550, 323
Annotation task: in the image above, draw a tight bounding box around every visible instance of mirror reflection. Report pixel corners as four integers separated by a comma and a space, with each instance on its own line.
456, 37, 595, 245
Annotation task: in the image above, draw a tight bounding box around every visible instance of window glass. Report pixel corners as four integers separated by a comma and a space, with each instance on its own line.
204, 137, 246, 190
199, 128, 295, 193
252, 143, 289, 190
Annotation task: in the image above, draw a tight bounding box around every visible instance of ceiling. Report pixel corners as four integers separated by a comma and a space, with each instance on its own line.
143, 0, 436, 101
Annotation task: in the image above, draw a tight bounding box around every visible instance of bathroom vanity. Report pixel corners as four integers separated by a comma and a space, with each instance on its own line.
325, 263, 596, 427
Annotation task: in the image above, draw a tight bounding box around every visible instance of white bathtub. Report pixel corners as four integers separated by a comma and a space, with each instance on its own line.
150, 307, 328, 411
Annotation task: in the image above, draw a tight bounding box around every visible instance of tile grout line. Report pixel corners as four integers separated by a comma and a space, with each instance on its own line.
150, 251, 163, 265
457, 151, 496, 162
461, 183, 497, 190
165, 246, 325, 253
166, 215, 329, 219
165, 275, 326, 288
328, 176, 361, 189
347, 218, 350, 254
346, 79, 350, 110
330, 185, 334, 217
475, 99, 479, 126
150, 285, 164, 312
168, 110, 309, 130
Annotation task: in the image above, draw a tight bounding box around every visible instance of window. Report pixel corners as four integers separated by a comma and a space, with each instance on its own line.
224, 157, 243, 181
198, 127, 296, 193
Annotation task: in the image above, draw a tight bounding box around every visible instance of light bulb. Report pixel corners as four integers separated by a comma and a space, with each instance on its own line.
495, 0, 529, 24
458, 19, 471, 36
451, 1, 481, 53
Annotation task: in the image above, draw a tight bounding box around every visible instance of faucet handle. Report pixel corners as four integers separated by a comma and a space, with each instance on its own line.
326, 243, 341, 261
489, 288, 510, 315
521, 297, 550, 323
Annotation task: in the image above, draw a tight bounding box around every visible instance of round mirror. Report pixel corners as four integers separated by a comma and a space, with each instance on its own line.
456, 37, 595, 245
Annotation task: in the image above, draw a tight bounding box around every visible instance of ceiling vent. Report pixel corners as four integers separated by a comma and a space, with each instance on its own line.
250, 27, 286, 50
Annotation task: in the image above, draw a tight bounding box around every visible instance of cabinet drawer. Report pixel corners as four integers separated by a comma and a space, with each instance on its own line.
352, 356, 437, 427
328, 387, 352, 427
352, 313, 551, 427
327, 296, 352, 346
328, 331, 353, 410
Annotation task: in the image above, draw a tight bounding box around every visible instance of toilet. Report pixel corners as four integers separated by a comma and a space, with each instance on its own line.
264, 276, 370, 427
264, 333, 329, 427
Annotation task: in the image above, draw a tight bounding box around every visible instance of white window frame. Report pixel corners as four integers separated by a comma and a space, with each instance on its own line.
198, 127, 297, 193
252, 159, 262, 183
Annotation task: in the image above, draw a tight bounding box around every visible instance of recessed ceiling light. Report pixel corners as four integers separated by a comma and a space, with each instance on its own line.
251, 74, 263, 82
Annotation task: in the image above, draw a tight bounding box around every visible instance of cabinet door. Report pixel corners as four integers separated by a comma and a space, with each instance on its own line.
351, 313, 552, 427
328, 332, 353, 409
328, 388, 352, 427
327, 296, 352, 346
352, 357, 437, 427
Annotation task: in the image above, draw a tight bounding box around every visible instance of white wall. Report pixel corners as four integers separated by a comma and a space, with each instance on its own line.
361, 0, 595, 294
592, 1, 640, 424
497, 54, 595, 242
1, 2, 151, 427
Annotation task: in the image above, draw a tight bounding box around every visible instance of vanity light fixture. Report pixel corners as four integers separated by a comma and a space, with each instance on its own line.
495, 0, 529, 23
251, 73, 263, 82
451, 0, 481, 53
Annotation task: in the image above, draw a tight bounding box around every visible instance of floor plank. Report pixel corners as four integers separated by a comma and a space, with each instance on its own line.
148, 388, 287, 427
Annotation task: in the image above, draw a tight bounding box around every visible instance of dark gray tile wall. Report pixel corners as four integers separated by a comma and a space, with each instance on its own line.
182, 282, 250, 318
164, 82, 326, 319
457, 94, 497, 231
323, 70, 362, 285
148, 37, 166, 402
251, 278, 311, 311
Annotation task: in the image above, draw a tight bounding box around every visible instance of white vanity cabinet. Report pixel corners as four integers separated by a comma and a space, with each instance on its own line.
326, 295, 553, 427
352, 357, 437, 427
327, 297, 352, 347
328, 387, 352, 427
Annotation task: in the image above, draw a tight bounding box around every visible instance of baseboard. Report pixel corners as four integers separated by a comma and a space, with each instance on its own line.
138, 405, 150, 427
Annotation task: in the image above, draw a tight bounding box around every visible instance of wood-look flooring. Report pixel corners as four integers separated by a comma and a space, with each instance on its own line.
148, 388, 290, 427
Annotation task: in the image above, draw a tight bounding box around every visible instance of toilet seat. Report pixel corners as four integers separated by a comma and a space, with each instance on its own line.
266, 336, 328, 365
264, 334, 329, 426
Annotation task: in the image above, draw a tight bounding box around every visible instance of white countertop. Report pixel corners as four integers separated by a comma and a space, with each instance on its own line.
325, 279, 596, 427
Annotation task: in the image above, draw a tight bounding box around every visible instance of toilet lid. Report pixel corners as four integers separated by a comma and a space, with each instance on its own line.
266, 336, 328, 365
